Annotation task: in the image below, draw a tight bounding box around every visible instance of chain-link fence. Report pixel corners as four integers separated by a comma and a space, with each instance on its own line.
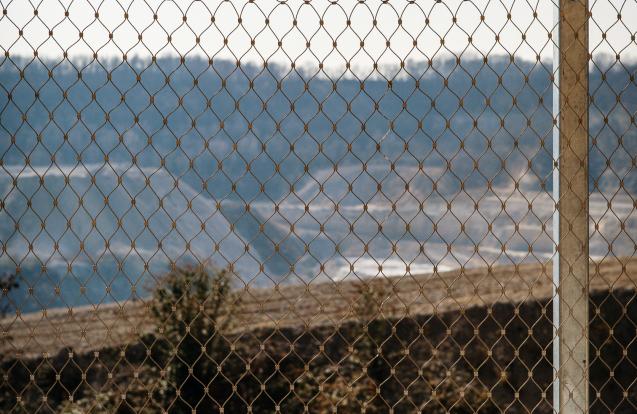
0, 0, 636, 412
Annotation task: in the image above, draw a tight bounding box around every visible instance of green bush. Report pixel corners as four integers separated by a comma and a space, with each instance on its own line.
151, 264, 237, 413
0, 272, 18, 318
295, 282, 493, 413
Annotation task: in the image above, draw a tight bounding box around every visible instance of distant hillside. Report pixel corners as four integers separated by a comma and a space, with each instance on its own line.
1, 56, 636, 311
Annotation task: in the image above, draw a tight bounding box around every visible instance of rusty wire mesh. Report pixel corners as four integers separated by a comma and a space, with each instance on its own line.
0, 0, 635, 413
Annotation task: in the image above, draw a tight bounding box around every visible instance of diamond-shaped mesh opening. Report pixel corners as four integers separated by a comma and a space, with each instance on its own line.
0, 0, 635, 413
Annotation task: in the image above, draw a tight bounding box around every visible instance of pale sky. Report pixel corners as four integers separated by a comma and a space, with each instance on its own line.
0, 0, 636, 76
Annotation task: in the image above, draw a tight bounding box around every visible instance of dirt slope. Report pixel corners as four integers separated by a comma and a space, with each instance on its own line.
2, 258, 636, 359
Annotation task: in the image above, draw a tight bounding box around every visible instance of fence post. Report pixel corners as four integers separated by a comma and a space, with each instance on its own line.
555, 0, 589, 412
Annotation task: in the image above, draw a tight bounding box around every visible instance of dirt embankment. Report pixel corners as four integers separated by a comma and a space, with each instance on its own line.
2, 257, 636, 359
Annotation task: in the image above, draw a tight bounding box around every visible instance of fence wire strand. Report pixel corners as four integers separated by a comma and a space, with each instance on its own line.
0, 0, 636, 413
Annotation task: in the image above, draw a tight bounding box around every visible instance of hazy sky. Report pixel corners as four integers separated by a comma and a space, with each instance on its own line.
0, 0, 635, 75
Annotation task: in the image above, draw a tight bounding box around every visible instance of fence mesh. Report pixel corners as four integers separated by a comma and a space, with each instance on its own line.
0, 0, 635, 413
